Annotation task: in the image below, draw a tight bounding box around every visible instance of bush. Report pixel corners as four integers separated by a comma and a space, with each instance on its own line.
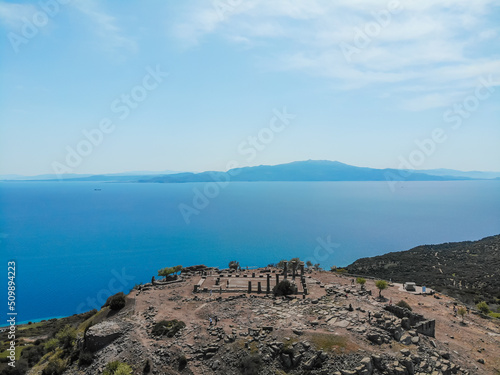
151, 319, 186, 337
20, 344, 45, 367
143, 359, 151, 374
78, 350, 94, 366
477, 301, 490, 314
396, 300, 412, 311
178, 355, 187, 370
106, 292, 126, 311
55, 325, 77, 349
103, 361, 132, 375
44, 338, 59, 352
239, 354, 263, 375
42, 358, 66, 375
229, 261, 240, 270
273, 280, 295, 297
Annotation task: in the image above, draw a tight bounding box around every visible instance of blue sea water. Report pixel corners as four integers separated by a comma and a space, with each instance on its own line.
1, 180, 499, 323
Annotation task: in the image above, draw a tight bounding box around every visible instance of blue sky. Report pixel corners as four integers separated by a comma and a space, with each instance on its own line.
1, 0, 499, 175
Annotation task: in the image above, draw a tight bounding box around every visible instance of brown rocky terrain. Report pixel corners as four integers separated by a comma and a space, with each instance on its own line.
17, 265, 500, 375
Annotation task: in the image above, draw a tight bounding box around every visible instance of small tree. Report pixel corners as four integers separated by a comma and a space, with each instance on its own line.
277, 260, 286, 269
477, 301, 490, 314
158, 267, 174, 278
457, 307, 467, 321
375, 280, 388, 298
228, 261, 240, 270
306, 261, 313, 268
173, 265, 183, 274
313, 263, 320, 271
356, 277, 366, 288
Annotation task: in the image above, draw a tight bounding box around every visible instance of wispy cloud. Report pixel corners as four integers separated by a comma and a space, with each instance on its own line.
0, 2, 36, 28
172, 0, 500, 110
72, 0, 136, 54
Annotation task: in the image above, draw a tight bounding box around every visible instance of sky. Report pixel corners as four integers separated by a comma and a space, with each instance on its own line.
0, 0, 499, 176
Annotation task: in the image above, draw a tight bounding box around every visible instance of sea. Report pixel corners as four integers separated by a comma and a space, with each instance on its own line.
1, 180, 499, 324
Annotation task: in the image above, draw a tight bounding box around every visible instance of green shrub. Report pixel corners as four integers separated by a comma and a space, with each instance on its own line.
55, 325, 77, 349
20, 344, 45, 367
273, 280, 295, 297
44, 338, 59, 352
396, 300, 412, 311
106, 292, 126, 311
42, 358, 66, 375
151, 320, 186, 337
239, 354, 263, 375
477, 301, 490, 314
103, 360, 132, 375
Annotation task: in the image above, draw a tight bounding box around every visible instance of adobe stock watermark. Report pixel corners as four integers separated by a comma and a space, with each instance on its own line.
7, 0, 71, 54
75, 267, 135, 314
385, 74, 498, 191
178, 107, 296, 224
51, 65, 168, 178
339, 0, 402, 63
212, 0, 242, 21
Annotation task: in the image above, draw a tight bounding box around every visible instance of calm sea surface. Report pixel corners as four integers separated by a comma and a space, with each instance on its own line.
1, 181, 499, 323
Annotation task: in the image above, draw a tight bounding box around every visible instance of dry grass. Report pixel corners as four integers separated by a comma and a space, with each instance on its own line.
308, 333, 351, 353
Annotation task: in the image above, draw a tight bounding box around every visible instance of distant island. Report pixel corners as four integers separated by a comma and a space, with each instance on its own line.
5, 160, 500, 183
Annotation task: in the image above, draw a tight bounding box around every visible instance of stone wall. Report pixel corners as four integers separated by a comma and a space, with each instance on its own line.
384, 305, 435, 337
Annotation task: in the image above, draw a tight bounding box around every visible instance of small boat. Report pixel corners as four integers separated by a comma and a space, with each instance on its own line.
94, 188, 102, 191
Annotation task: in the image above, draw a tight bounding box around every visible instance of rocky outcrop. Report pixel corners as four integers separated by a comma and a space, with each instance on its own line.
84, 321, 128, 352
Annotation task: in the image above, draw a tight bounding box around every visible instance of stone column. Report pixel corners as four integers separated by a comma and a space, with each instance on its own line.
248, 281, 252, 293
300, 262, 305, 278
257, 282, 262, 294
276, 274, 280, 285
266, 274, 271, 294
252, 272, 255, 278
283, 261, 288, 280
292, 263, 296, 280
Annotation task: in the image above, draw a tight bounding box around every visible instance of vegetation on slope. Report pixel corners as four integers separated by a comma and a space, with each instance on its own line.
347, 235, 500, 308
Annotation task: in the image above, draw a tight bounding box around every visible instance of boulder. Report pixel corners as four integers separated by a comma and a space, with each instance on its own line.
85, 321, 124, 352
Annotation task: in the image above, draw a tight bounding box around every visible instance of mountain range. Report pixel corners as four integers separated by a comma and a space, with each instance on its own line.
2, 160, 500, 182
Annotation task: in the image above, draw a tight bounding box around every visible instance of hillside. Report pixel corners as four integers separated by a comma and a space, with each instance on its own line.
347, 235, 500, 305
140, 160, 470, 183
2, 264, 500, 375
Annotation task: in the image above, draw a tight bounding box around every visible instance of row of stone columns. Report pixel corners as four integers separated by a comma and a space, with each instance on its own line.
247, 274, 273, 294
283, 261, 305, 280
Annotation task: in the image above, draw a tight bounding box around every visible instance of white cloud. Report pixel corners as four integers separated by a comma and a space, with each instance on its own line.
172, 0, 500, 110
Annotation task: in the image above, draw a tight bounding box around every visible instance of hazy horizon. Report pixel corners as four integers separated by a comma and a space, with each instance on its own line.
1, 1, 499, 175
3, 158, 500, 178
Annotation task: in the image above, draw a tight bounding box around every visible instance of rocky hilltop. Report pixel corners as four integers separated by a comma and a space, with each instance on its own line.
346, 235, 500, 306
2, 261, 500, 375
